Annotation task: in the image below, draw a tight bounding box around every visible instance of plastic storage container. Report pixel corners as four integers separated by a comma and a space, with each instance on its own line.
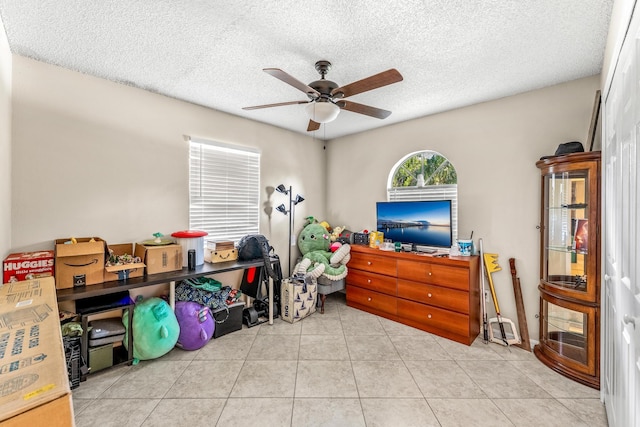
171, 230, 208, 267
212, 302, 245, 338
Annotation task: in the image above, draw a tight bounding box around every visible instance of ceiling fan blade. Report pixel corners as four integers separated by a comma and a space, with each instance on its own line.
264, 68, 320, 97
337, 100, 392, 119
331, 69, 403, 99
242, 100, 309, 110
307, 120, 321, 131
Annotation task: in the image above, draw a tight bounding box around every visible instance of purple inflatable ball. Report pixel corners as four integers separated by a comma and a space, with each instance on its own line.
174, 301, 215, 351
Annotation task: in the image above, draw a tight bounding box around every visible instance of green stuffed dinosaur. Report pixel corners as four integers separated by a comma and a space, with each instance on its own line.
294, 222, 351, 280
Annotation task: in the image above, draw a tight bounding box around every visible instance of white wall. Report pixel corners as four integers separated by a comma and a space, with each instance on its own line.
326, 75, 601, 341
0, 17, 11, 259
10, 56, 327, 276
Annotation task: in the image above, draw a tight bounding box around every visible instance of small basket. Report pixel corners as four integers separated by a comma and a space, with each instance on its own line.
353, 232, 369, 245
63, 336, 84, 389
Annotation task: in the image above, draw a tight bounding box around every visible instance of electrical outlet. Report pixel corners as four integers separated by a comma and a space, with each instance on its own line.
484, 290, 489, 302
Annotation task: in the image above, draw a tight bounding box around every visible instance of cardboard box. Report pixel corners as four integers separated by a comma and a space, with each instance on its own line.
3, 251, 54, 284
134, 243, 182, 275
104, 243, 145, 282
205, 248, 238, 263
0, 277, 72, 425
205, 240, 237, 263
368, 231, 384, 248
54, 237, 106, 289
0, 394, 73, 427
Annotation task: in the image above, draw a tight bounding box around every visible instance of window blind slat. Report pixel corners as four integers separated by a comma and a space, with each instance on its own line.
189, 139, 260, 243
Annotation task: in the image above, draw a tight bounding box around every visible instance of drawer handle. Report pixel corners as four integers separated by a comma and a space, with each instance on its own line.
367, 261, 372, 266
427, 293, 432, 298
428, 272, 432, 276
367, 297, 372, 302
427, 314, 432, 319
367, 279, 371, 284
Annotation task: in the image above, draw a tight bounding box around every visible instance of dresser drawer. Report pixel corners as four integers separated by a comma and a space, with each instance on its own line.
349, 252, 397, 276
347, 284, 398, 315
347, 269, 396, 296
347, 284, 397, 316
397, 279, 469, 314
397, 299, 469, 337
397, 259, 469, 291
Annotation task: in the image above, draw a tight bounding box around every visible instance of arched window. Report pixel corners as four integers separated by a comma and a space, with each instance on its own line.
387, 150, 458, 241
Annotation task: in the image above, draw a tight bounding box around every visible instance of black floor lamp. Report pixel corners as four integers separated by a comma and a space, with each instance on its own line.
276, 184, 304, 275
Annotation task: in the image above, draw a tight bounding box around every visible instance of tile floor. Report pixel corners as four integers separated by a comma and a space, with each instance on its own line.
71, 293, 608, 427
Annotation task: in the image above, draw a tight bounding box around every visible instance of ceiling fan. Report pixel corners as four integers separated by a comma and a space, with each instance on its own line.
243, 60, 403, 131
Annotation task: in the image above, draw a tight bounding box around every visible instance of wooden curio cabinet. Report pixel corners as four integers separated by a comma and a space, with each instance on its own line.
534, 151, 601, 389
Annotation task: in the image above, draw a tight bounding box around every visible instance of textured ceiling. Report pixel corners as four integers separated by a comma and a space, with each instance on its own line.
0, 1, 614, 140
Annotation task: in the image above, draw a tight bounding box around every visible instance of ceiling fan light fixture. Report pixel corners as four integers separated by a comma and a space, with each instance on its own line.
304, 101, 340, 124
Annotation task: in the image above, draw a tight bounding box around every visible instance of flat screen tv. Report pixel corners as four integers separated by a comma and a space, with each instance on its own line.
376, 200, 453, 249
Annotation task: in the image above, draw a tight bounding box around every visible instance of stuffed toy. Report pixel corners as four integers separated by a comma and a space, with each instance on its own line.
330, 226, 345, 242
293, 222, 351, 281
175, 301, 214, 351
123, 297, 180, 364
319, 220, 332, 232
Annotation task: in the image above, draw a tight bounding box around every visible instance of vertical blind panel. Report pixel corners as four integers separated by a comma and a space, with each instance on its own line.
388, 184, 459, 241
189, 140, 260, 243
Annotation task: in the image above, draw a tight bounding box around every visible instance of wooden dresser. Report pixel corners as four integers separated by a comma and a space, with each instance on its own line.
346, 245, 480, 345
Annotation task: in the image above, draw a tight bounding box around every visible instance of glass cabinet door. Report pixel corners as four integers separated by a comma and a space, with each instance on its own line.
541, 165, 598, 303
542, 299, 587, 364
539, 292, 598, 378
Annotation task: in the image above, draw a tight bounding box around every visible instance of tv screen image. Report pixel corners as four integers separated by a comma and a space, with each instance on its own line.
376, 200, 453, 248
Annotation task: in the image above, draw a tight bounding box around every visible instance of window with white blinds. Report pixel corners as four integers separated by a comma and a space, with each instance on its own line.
387, 184, 458, 241
189, 137, 260, 243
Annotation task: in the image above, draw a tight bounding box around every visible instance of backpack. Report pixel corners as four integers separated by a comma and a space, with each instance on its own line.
237, 234, 280, 281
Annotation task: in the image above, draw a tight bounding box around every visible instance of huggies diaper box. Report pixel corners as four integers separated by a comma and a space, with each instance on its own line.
3, 251, 55, 284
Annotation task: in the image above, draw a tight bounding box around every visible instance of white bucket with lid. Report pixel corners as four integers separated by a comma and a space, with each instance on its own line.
171, 230, 208, 267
